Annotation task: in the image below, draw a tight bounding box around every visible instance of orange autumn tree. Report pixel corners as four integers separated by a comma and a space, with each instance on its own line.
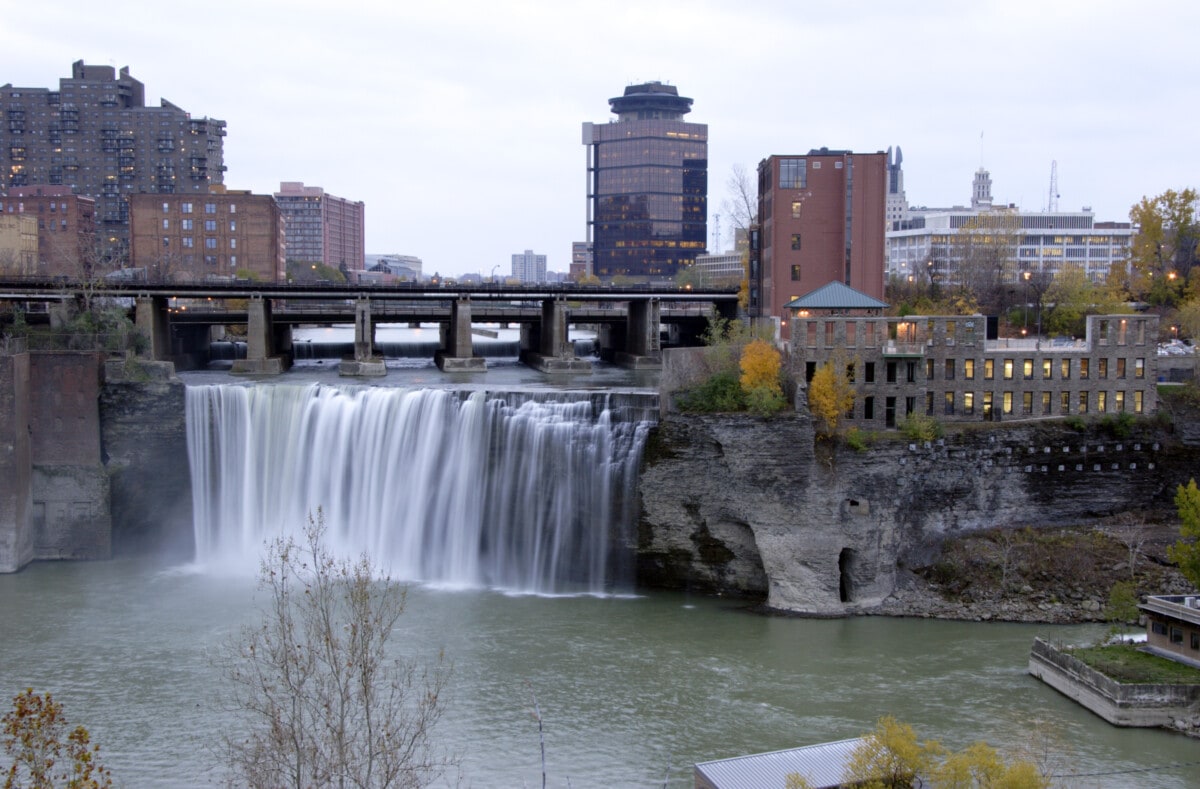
738, 338, 787, 416
2, 688, 112, 789
808, 357, 856, 439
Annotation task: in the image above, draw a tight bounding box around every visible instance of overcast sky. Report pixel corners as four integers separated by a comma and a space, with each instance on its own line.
4, 0, 1197, 276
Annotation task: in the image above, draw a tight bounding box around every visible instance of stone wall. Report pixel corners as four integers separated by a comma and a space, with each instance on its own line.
0, 348, 32, 572
28, 352, 110, 561
637, 406, 1199, 615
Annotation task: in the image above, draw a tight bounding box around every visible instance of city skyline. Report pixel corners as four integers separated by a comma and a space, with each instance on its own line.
3, 0, 1197, 277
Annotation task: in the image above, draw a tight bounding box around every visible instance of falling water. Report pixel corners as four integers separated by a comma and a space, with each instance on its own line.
185, 383, 653, 594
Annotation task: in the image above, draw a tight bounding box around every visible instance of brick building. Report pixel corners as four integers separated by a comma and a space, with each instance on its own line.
791, 305, 1158, 427
1, 61, 225, 255
273, 182, 365, 274
1, 185, 96, 276
128, 186, 284, 281
753, 150, 887, 337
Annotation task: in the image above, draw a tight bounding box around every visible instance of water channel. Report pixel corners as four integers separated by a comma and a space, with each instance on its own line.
2, 330, 1198, 786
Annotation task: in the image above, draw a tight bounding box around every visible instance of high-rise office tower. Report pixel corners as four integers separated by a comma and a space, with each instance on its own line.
511, 249, 547, 283
0, 61, 226, 255
582, 82, 707, 280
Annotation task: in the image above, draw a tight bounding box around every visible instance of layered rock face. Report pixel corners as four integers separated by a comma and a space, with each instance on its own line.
637, 410, 1197, 615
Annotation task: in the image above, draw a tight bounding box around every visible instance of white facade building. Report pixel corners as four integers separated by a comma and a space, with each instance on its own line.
692, 251, 743, 286
511, 249, 547, 283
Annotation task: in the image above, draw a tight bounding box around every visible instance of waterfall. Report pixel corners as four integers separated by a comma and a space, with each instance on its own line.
185, 383, 653, 594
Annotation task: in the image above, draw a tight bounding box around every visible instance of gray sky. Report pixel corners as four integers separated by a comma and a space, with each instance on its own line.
5, 0, 1197, 277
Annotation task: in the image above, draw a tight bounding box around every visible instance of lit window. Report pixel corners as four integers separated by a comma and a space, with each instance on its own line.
1003, 359, 1014, 380
181, 202, 192, 213
964, 359, 975, 380
1135, 358, 1145, 379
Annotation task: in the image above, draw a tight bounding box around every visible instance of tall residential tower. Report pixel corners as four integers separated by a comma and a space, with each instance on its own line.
582, 82, 707, 281
0, 61, 226, 255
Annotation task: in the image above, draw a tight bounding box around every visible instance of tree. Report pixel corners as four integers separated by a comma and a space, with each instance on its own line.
721, 163, 758, 240
808, 357, 856, 439
843, 716, 1047, 789
3, 688, 112, 789
1040, 265, 1121, 338
1128, 189, 1200, 303
1168, 478, 1200, 589
953, 210, 1021, 315
739, 338, 786, 416
217, 514, 455, 789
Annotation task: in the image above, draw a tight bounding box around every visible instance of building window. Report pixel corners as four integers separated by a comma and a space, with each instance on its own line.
205, 219, 217, 232
230, 220, 237, 232
1003, 359, 1014, 380
205, 203, 216, 214
1061, 391, 1070, 414
984, 359, 994, 380
205, 238, 217, 249
1079, 359, 1089, 379
1042, 359, 1052, 380
944, 392, 955, 415
945, 359, 955, 380
926, 392, 934, 416
1135, 358, 1145, 379
1023, 359, 1033, 379
230, 238, 237, 250
846, 362, 856, 384
1152, 621, 1168, 636
1061, 359, 1071, 379
1079, 391, 1089, 413
162, 237, 169, 248
181, 219, 192, 230
926, 359, 935, 380
230, 255, 237, 268
162, 202, 169, 214
1117, 358, 1126, 379
779, 158, 807, 190
1003, 392, 1013, 415
1192, 632, 1199, 650
886, 362, 897, 383
791, 265, 802, 281
1042, 392, 1052, 415
1022, 392, 1033, 415
791, 234, 801, 251
864, 396, 875, 420
1116, 390, 1125, 412
1098, 358, 1108, 379
806, 323, 817, 347
964, 392, 974, 415
1134, 390, 1144, 414
204, 255, 217, 266
230, 204, 237, 214
906, 362, 916, 384
964, 359, 975, 380
182, 236, 193, 248
983, 392, 994, 419
1098, 391, 1107, 412
865, 362, 875, 383
181, 202, 192, 214
1171, 627, 1184, 645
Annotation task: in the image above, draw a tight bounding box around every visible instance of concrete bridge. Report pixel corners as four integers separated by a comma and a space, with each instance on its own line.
0, 278, 738, 375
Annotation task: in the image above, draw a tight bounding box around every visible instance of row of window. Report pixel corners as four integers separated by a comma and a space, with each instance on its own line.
855, 389, 1146, 422
819, 358, 1147, 385
1150, 621, 1200, 650
161, 202, 237, 214
926, 357, 1146, 382
162, 219, 235, 232
162, 236, 237, 250
803, 319, 1147, 348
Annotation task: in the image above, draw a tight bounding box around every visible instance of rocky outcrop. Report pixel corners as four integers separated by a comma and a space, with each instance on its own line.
637, 410, 1199, 617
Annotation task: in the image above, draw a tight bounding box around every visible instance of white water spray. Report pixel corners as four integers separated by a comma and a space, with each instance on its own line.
185, 384, 651, 594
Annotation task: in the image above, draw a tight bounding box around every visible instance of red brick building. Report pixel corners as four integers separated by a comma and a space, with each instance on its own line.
129, 186, 284, 281
1, 185, 96, 276
752, 150, 887, 338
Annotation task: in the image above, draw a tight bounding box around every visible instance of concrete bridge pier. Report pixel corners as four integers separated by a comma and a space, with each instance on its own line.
340, 298, 386, 377
435, 296, 486, 371
135, 296, 172, 361
615, 298, 662, 369
231, 296, 291, 375
520, 297, 591, 373
0, 343, 33, 573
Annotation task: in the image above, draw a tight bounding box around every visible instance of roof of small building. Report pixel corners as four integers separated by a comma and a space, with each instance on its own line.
784, 281, 888, 311
1139, 595, 1200, 627
694, 737, 866, 789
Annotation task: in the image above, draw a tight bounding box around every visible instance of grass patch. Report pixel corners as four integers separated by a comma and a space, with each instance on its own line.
1068, 644, 1200, 684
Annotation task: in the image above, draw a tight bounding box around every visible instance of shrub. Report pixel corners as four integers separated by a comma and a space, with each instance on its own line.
745, 385, 787, 417
676, 371, 746, 413
900, 413, 943, 441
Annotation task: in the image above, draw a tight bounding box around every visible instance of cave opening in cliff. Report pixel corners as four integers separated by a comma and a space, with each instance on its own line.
839, 548, 858, 603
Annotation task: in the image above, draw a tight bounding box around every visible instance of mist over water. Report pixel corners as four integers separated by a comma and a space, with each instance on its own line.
185, 383, 650, 594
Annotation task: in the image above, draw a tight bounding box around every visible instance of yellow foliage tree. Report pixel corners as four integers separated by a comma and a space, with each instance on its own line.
739, 338, 782, 393
807, 357, 856, 438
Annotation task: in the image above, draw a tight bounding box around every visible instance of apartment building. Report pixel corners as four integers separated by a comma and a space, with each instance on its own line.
273, 182, 365, 273
1, 185, 96, 276
128, 186, 284, 281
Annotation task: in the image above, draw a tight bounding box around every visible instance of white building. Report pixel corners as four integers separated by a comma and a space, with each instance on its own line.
692, 251, 743, 286
887, 208, 1133, 284
511, 249, 547, 283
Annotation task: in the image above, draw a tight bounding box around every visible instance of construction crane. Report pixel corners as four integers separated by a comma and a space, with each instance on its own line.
1048, 161, 1060, 212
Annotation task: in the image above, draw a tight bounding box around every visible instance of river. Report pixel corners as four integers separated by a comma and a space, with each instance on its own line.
1, 558, 1197, 787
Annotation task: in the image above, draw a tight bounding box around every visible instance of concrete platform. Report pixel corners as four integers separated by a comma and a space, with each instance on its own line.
520, 351, 593, 374
613, 352, 662, 370
434, 352, 487, 372
339, 358, 387, 377
231, 356, 291, 375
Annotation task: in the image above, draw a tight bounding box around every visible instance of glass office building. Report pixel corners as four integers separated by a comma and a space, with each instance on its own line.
583, 82, 707, 280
